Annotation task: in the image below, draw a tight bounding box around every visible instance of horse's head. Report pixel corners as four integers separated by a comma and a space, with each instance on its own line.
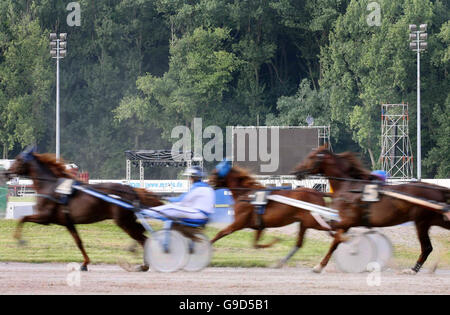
292, 146, 334, 179
8, 146, 74, 181
7, 145, 37, 178
208, 161, 264, 198
208, 167, 245, 190
293, 146, 373, 181
208, 159, 232, 189
208, 169, 226, 189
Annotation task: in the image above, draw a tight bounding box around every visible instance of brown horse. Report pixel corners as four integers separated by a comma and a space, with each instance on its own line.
293, 146, 450, 274
5, 147, 162, 271
208, 165, 335, 268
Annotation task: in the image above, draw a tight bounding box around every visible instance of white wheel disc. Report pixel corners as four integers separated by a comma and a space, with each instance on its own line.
145, 230, 188, 273
183, 233, 212, 272
334, 234, 378, 273
365, 231, 393, 269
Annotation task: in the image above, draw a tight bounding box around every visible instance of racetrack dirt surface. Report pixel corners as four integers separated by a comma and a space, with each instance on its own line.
0, 262, 448, 295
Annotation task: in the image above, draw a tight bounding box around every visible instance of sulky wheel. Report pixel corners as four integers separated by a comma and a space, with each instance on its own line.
145, 230, 189, 273
334, 233, 378, 273
365, 231, 393, 270
183, 233, 212, 272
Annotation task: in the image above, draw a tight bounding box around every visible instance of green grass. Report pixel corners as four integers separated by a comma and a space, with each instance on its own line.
390, 235, 450, 268
0, 220, 448, 268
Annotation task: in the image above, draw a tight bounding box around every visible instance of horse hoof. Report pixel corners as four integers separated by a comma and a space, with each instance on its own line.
273, 261, 284, 269
118, 260, 149, 272
136, 265, 149, 272
80, 265, 88, 272
401, 268, 417, 275
312, 264, 323, 273
118, 260, 134, 272
429, 262, 439, 274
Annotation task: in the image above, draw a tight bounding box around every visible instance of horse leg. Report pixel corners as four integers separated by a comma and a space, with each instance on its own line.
210, 216, 249, 244
65, 225, 90, 271
402, 221, 433, 274
116, 219, 147, 247
127, 241, 139, 253
313, 229, 346, 273
275, 223, 306, 268
13, 219, 26, 246
115, 218, 149, 272
13, 213, 51, 245
253, 229, 280, 249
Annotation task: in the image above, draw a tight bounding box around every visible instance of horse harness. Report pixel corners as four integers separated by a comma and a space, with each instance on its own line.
348, 183, 450, 225
346, 183, 382, 227
34, 178, 79, 229
244, 190, 339, 230
250, 191, 271, 230
36, 178, 153, 225
236, 190, 271, 230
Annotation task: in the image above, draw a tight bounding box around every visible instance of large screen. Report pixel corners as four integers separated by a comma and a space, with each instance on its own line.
231, 126, 320, 176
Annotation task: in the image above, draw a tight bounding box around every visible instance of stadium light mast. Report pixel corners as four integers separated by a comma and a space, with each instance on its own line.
50, 33, 67, 160
409, 24, 427, 180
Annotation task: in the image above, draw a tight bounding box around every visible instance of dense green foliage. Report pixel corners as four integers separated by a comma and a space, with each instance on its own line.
0, 0, 448, 178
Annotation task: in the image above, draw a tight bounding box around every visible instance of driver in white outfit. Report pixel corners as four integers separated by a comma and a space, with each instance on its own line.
142, 166, 215, 221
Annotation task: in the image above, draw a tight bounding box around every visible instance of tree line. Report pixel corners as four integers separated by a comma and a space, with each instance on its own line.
0, 0, 448, 178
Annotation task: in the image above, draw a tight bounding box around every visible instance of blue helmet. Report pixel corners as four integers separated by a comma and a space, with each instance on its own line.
215, 159, 232, 178
371, 170, 388, 182
183, 166, 205, 178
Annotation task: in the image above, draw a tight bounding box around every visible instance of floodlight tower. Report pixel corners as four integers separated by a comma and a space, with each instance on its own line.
50, 33, 67, 160
409, 24, 427, 180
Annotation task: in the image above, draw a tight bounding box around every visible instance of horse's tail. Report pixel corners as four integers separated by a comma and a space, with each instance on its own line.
173, 224, 203, 242
132, 188, 163, 207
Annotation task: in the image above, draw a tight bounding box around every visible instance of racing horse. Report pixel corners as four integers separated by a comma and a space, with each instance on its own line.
3, 146, 162, 271
293, 146, 450, 274
208, 161, 335, 268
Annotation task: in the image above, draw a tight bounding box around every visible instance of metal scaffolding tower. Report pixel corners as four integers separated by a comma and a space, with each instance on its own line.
380, 103, 414, 179
318, 125, 331, 149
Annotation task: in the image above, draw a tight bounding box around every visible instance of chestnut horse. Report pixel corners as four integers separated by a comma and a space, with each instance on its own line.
293, 146, 450, 274
208, 165, 334, 267
4, 147, 162, 271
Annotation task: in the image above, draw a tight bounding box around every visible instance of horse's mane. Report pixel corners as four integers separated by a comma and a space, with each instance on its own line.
231, 166, 265, 190
33, 153, 76, 179
335, 151, 374, 180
